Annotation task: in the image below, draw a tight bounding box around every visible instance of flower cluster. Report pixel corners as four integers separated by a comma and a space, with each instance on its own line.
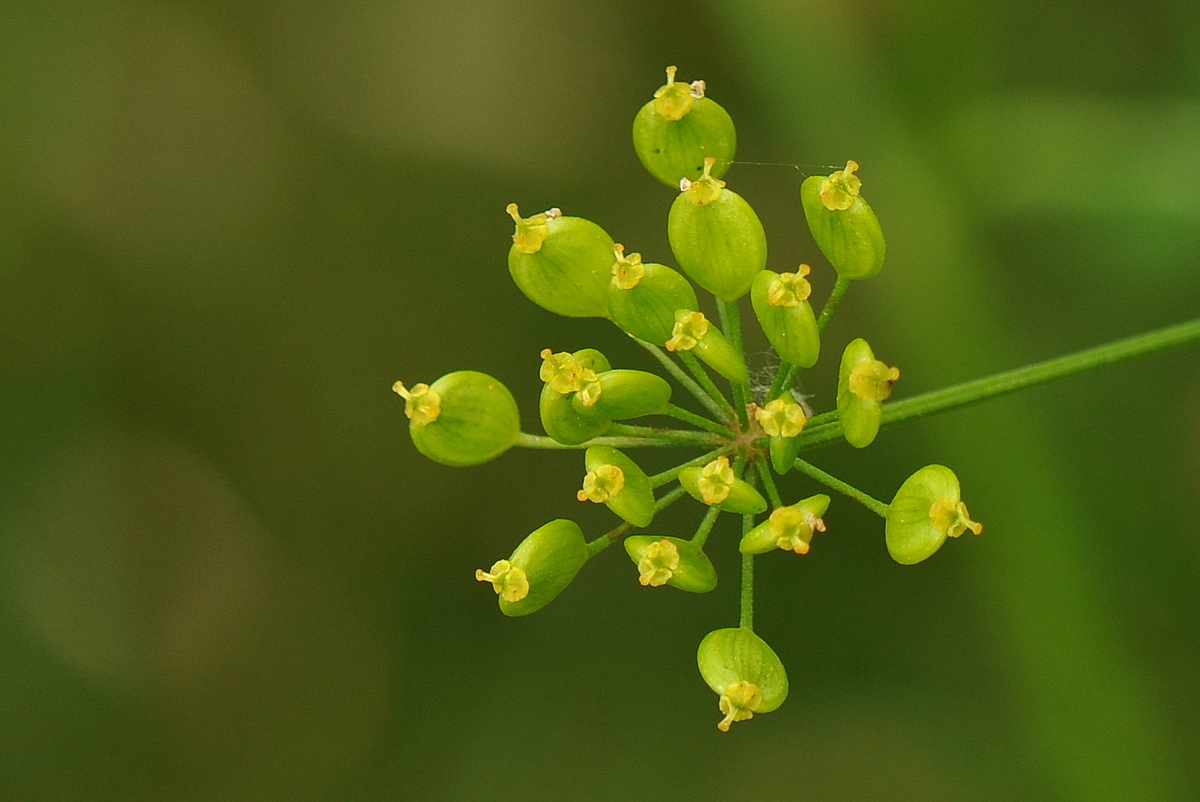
394, 67, 982, 731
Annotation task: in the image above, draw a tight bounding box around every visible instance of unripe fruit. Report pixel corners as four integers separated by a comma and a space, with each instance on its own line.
885, 465, 982, 565
750, 267, 820, 368
538, 348, 613, 445
678, 456, 767, 515
578, 445, 655, 527
632, 66, 736, 188
668, 158, 767, 302
394, 371, 519, 467
740, 495, 830, 555
475, 519, 589, 616
665, 310, 748, 385
837, 338, 899, 448
697, 627, 788, 732
800, 161, 886, 280
507, 204, 615, 318
624, 536, 718, 593
572, 369, 672, 421
607, 245, 699, 346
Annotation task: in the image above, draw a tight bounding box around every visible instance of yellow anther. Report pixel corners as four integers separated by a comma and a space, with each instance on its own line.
575, 369, 603, 408
766, 265, 813, 308
930, 498, 983, 538
848, 359, 900, 403
697, 456, 735, 505
755, 397, 808, 439
717, 680, 763, 732
474, 560, 530, 603
392, 381, 442, 426
666, 310, 709, 352
637, 539, 681, 587
818, 160, 863, 211
577, 463, 625, 503
611, 244, 646, 290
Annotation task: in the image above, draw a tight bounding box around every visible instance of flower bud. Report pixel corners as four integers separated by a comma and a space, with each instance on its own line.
679, 456, 767, 515
836, 338, 899, 448
579, 445, 655, 527
697, 627, 788, 732
800, 161, 886, 280
394, 371, 519, 467
750, 267, 820, 368
607, 246, 700, 346
632, 66, 736, 188
885, 465, 982, 565
668, 158, 767, 302
507, 204, 615, 318
571, 369, 672, 421
740, 495, 830, 555
623, 536, 717, 593
665, 310, 748, 385
475, 519, 589, 616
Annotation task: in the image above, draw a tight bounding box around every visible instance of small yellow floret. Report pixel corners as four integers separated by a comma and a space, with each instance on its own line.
768, 505, 826, 554
680, 157, 725, 205
755, 397, 807, 439
637, 539, 681, 587
697, 456, 735, 505
666, 310, 709, 352
393, 381, 441, 426
717, 680, 763, 732
930, 498, 983, 538
475, 559, 530, 603
506, 203, 551, 254
819, 160, 863, 211
577, 463, 625, 503
540, 349, 587, 394
611, 244, 646, 290
575, 369, 603, 408
848, 359, 900, 403
766, 265, 813, 308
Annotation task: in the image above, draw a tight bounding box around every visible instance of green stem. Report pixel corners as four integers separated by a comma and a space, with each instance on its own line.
794, 316, 1200, 452
791, 458, 889, 516
758, 460, 784, 509
648, 446, 734, 488
679, 351, 737, 420
739, 549, 754, 631
691, 505, 722, 548
515, 430, 722, 450
586, 484, 689, 557
635, 339, 731, 423
663, 403, 735, 438
715, 297, 751, 426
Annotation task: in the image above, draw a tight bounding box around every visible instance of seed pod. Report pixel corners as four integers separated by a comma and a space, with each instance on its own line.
740, 495, 830, 555
665, 310, 748, 385
750, 267, 820, 368
572, 369, 672, 421
632, 66, 736, 188
578, 445, 655, 527
753, 396, 808, 475
607, 245, 699, 346
668, 158, 767, 302
886, 465, 982, 565
506, 204, 615, 318
623, 536, 717, 593
393, 371, 519, 467
836, 338, 899, 448
697, 627, 788, 732
800, 161, 886, 280
475, 519, 589, 616
678, 456, 767, 515
538, 348, 613, 445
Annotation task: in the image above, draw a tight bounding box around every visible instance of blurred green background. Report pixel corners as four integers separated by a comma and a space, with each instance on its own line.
2, 0, 1199, 799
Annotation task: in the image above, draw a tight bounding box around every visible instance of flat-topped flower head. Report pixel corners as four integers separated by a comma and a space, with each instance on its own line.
506, 203, 561, 254
610, 244, 646, 290
679, 157, 726, 205
666, 309, 710, 352
766, 265, 813, 308
768, 504, 827, 554
539, 349, 588, 394
475, 560, 530, 603
931, 497, 983, 539
717, 680, 763, 732
577, 463, 625, 503
637, 539, 681, 587
697, 456, 735, 505
755, 397, 807, 439
819, 160, 863, 211
652, 65, 705, 121
849, 358, 900, 403
392, 381, 441, 426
